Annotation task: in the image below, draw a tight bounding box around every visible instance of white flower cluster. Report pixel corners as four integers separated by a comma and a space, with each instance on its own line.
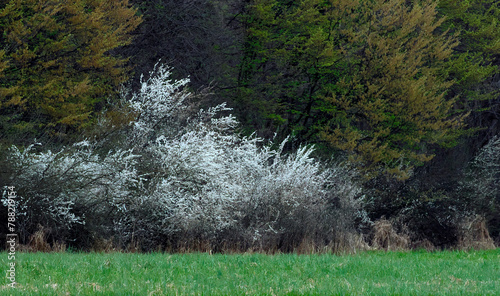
2, 63, 361, 250
117, 63, 361, 248
466, 136, 500, 202
2, 141, 141, 241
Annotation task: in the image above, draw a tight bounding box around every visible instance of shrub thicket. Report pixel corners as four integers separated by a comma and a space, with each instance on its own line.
362, 136, 500, 249
1, 64, 362, 252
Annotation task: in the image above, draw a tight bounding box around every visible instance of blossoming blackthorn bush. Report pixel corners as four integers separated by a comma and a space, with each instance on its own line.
2, 141, 141, 246
463, 136, 500, 243
2, 64, 362, 252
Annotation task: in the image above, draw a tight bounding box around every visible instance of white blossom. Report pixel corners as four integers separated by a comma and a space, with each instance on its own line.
3, 63, 361, 250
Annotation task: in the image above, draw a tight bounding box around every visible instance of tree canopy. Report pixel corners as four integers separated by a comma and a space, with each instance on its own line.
238, 0, 468, 178
0, 0, 141, 144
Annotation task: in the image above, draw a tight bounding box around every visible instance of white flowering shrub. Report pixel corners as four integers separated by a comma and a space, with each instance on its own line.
1, 142, 141, 246
463, 135, 500, 241
466, 136, 500, 199
125, 63, 192, 147
115, 64, 362, 251
1, 63, 362, 252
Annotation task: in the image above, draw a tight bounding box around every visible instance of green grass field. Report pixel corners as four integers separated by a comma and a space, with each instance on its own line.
1, 249, 499, 295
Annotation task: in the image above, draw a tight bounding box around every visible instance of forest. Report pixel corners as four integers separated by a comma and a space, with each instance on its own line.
0, 0, 498, 253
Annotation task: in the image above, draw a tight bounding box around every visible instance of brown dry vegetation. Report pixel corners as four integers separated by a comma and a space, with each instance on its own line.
457, 216, 496, 250
17, 218, 497, 254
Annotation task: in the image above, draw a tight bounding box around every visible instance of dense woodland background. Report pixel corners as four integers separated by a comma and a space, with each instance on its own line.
0, 0, 499, 252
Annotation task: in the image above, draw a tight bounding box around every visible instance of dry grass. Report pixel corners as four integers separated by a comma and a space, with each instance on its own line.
457, 216, 496, 250
14, 216, 497, 254
19, 225, 66, 252
411, 239, 437, 252
91, 237, 119, 253
371, 218, 410, 251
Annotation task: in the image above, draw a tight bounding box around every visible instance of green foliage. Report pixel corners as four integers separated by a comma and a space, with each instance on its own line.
0, 0, 141, 144
438, 0, 500, 103
381, 0, 500, 226
322, 0, 468, 179
439, 0, 500, 60
239, 0, 467, 179
236, 0, 346, 141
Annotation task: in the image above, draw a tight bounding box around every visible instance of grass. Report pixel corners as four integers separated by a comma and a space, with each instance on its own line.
1, 249, 499, 295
